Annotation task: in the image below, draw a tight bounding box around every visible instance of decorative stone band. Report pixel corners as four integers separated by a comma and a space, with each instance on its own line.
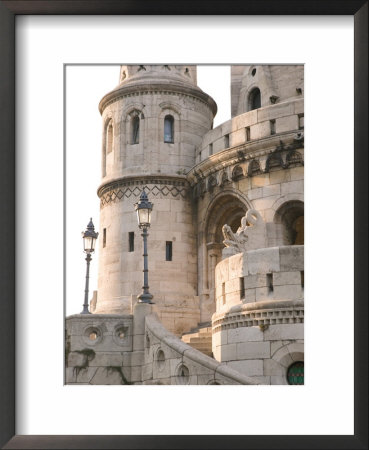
98, 176, 189, 207
212, 299, 304, 333
188, 132, 304, 186
98, 81, 217, 116
145, 313, 260, 385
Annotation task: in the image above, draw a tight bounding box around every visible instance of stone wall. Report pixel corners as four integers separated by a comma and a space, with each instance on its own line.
197, 98, 303, 163
231, 65, 304, 117
212, 246, 304, 384
65, 304, 260, 385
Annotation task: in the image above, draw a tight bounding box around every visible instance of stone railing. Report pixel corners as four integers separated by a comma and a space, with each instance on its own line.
144, 313, 260, 385
196, 98, 303, 164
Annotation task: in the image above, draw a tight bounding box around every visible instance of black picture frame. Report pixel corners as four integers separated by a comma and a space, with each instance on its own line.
0, 1, 367, 449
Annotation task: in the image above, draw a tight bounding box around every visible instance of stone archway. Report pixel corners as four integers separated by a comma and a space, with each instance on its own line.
200, 192, 249, 321
274, 200, 304, 245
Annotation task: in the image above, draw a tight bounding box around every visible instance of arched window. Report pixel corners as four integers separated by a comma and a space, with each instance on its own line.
164, 115, 174, 143
106, 120, 113, 153
249, 88, 261, 111
274, 200, 304, 246
232, 165, 244, 181
131, 115, 140, 144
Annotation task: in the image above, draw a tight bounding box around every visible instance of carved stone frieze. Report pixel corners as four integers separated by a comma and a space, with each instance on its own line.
99, 179, 188, 207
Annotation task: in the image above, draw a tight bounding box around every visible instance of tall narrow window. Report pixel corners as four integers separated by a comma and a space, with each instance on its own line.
270, 119, 276, 135
209, 143, 213, 155
103, 228, 106, 248
164, 115, 174, 143
128, 232, 134, 252
222, 282, 226, 305
224, 134, 229, 148
106, 120, 113, 153
298, 114, 304, 130
249, 88, 261, 111
246, 127, 251, 141
239, 277, 245, 299
267, 273, 273, 293
131, 115, 140, 144
300, 271, 304, 289
166, 241, 172, 261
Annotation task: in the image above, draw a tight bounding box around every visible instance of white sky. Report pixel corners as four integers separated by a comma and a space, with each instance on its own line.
66, 65, 230, 316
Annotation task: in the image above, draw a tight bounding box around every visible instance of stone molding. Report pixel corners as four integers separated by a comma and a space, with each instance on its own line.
98, 176, 189, 206
212, 299, 304, 333
188, 135, 304, 198
99, 81, 218, 116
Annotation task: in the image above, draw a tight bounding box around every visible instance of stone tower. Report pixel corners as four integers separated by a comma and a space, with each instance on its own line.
94, 65, 217, 335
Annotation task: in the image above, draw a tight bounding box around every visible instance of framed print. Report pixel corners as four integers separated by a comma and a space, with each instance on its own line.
0, 1, 367, 449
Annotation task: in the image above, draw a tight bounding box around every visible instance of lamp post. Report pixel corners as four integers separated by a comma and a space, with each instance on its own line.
81, 218, 99, 314
135, 190, 154, 304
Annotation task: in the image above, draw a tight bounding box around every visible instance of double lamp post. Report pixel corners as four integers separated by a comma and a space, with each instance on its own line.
80, 190, 154, 314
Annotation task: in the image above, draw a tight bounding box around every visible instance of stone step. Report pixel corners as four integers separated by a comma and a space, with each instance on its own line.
186, 337, 212, 344
181, 324, 213, 358
182, 333, 212, 342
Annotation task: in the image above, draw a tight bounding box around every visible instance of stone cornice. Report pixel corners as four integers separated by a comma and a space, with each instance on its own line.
212, 299, 304, 333
97, 175, 190, 206
99, 81, 218, 116
187, 132, 304, 184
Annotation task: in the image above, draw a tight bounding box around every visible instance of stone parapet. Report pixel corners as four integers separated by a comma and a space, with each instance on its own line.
193, 98, 303, 165
65, 306, 261, 385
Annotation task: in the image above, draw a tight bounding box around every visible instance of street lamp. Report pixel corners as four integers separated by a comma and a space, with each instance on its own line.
81, 218, 99, 314
135, 190, 154, 304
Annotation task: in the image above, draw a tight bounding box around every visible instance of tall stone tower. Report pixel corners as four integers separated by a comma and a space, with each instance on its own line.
94, 65, 217, 335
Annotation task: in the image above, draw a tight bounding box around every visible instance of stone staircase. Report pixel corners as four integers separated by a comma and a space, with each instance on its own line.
181, 323, 213, 357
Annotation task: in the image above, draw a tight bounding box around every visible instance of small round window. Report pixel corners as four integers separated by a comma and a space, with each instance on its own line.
83, 326, 102, 345
287, 361, 304, 385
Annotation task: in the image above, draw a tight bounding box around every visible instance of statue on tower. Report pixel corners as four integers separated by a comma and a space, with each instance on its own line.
222, 209, 267, 257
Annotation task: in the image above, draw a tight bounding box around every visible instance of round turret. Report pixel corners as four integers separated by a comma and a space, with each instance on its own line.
94, 65, 217, 335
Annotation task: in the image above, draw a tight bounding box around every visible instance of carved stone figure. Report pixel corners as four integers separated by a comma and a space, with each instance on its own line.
222, 209, 267, 257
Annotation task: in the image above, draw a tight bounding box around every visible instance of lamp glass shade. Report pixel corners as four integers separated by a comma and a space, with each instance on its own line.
137, 207, 151, 227
83, 235, 96, 253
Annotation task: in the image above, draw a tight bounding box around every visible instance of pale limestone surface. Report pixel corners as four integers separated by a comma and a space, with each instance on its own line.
65, 305, 260, 385
66, 65, 304, 385
212, 246, 304, 384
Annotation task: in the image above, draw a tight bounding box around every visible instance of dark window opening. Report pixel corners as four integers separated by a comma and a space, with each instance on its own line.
249, 88, 261, 111
298, 114, 304, 130
267, 273, 273, 293
224, 134, 230, 148
270, 119, 276, 135
246, 127, 251, 141
301, 271, 304, 288
209, 143, 213, 155
103, 228, 106, 248
251, 68, 256, 76
166, 241, 172, 261
131, 116, 140, 144
164, 115, 174, 143
129, 232, 134, 252
240, 277, 245, 299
